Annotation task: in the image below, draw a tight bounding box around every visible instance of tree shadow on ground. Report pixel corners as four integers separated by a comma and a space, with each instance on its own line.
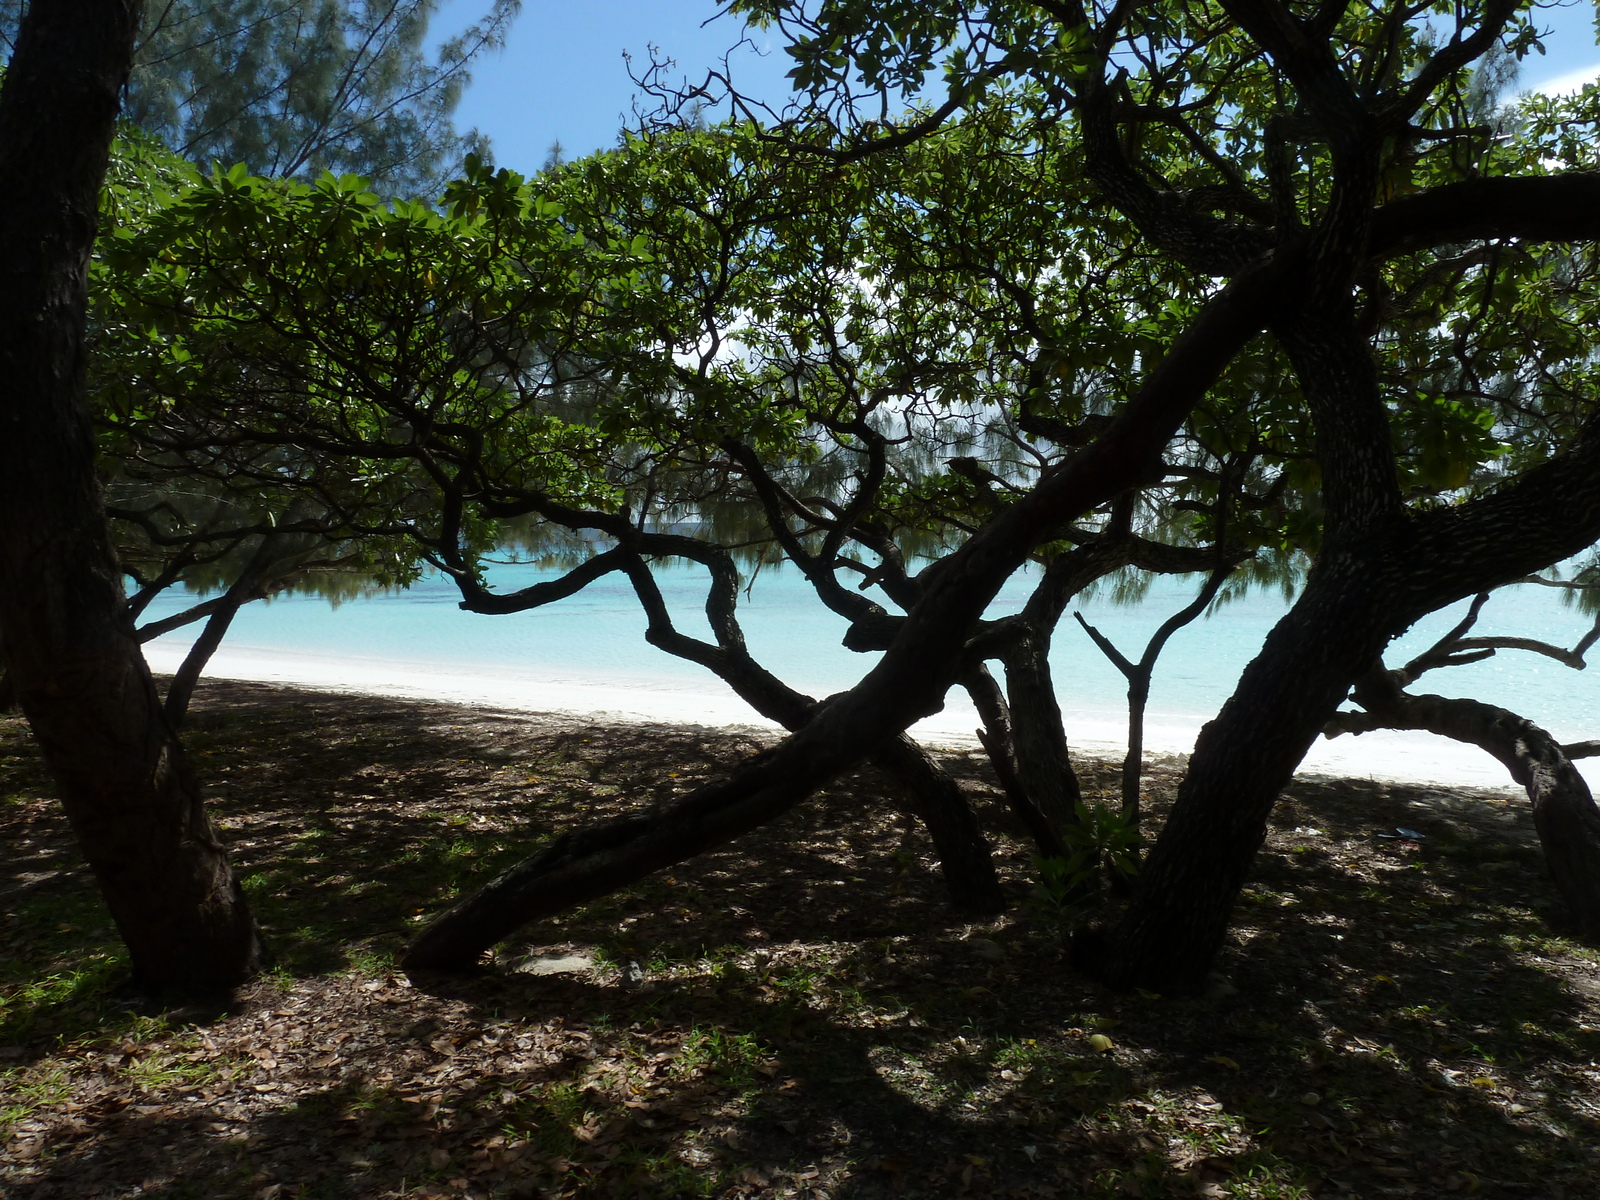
4, 682, 1599, 1198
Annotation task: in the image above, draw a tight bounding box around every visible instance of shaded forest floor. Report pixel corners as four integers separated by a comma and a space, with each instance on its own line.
3, 679, 1600, 1199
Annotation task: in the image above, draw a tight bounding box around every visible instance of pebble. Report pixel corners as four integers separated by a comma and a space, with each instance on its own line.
519, 953, 595, 976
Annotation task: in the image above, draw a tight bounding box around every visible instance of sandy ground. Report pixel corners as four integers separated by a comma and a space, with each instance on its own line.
137, 639, 1579, 790
3, 678, 1599, 1199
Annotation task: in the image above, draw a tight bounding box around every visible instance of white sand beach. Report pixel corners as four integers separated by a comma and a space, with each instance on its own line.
142, 638, 1559, 791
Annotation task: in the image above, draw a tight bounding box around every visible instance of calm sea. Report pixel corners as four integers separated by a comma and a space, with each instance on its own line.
139, 563, 1600, 788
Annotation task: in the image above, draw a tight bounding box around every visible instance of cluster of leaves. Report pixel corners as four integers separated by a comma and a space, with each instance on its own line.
93, 141, 662, 605
3, 0, 521, 196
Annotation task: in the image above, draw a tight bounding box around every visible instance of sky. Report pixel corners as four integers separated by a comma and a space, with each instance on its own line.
437, 1, 1600, 175
437, 1, 792, 173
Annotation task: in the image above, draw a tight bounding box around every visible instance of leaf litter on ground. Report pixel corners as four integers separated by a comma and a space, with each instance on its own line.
2, 678, 1599, 1198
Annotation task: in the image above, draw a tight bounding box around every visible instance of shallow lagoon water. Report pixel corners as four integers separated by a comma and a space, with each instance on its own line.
140, 562, 1600, 788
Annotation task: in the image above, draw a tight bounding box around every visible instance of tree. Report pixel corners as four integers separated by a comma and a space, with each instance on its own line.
0, 0, 261, 996
409, 0, 1600, 983
87, 0, 1600, 989
98, 108, 1280, 928
68, 131, 417, 729
91, 136, 1014, 914
108, 118, 1287, 970
1, 0, 521, 195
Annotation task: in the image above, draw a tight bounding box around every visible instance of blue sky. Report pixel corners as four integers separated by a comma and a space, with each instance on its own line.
439, 1, 791, 172
440, 1, 1600, 175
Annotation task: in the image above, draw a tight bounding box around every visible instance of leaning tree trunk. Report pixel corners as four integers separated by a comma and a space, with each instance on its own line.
608, 546, 1005, 914
999, 628, 1086, 836
962, 663, 1070, 861
1093, 251, 1420, 993
162, 594, 247, 728
869, 736, 1005, 914
1099, 552, 1402, 992
403, 706, 1002, 973
0, 0, 262, 995
1328, 694, 1600, 937
161, 520, 324, 727
404, 724, 859, 971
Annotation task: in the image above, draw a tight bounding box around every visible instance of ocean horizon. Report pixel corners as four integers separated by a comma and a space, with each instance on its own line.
139, 562, 1600, 791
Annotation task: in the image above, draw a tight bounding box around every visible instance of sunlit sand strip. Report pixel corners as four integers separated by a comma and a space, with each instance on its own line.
143, 640, 1560, 792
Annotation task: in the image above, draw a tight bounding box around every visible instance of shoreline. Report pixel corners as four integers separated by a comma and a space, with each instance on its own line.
134, 564, 1600, 793
146, 643, 1531, 794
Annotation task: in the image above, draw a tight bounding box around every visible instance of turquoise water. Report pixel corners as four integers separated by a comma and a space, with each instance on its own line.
140, 562, 1600, 785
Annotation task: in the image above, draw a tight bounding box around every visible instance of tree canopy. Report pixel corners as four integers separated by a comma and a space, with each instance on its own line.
81, 0, 1600, 994
2, 0, 521, 193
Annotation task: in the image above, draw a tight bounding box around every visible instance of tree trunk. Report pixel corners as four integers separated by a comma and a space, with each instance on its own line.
1000, 628, 1085, 834
1094, 265, 1415, 993
0, 0, 262, 996
1075, 562, 1233, 832
161, 521, 323, 727
402, 260, 1290, 972
607, 548, 1003, 911
869, 736, 1005, 914
962, 663, 1069, 861
402, 714, 1004, 973
1101, 552, 1402, 991
402, 733, 847, 971
162, 595, 246, 728
0, 629, 15, 713
1122, 677, 1150, 826
1327, 694, 1600, 936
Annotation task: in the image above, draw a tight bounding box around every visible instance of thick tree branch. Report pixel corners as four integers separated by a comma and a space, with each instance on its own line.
1371, 174, 1600, 260
452, 545, 634, 616
1327, 690, 1600, 935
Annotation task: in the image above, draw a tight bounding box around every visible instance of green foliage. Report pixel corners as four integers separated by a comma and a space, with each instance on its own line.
4, 0, 521, 196
711, 0, 1600, 601
1033, 802, 1141, 921
87, 1, 1600, 684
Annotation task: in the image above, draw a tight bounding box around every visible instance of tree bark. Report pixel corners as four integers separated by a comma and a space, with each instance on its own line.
1097, 257, 1429, 990
963, 663, 1069, 861
1099, 550, 1403, 991
0, 628, 15, 713
1327, 694, 1600, 937
999, 629, 1085, 838
0, 0, 262, 995
964, 537, 1153, 855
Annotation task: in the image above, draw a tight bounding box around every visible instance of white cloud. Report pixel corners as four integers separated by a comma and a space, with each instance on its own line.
1527, 61, 1600, 96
